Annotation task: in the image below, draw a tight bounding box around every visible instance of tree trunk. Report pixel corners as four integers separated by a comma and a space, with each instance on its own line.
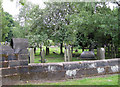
113, 44, 116, 58
111, 45, 113, 58
34, 47, 36, 54
108, 45, 110, 58
60, 43, 63, 55
82, 47, 84, 52
40, 46, 42, 56
115, 46, 118, 57
89, 46, 91, 51
71, 45, 73, 53
46, 46, 49, 55
97, 48, 100, 60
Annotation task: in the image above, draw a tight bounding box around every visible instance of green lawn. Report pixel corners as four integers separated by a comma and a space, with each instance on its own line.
26, 74, 119, 85
33, 46, 120, 63
34, 46, 97, 63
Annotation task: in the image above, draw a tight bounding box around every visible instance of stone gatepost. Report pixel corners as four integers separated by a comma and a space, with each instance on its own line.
29, 48, 35, 63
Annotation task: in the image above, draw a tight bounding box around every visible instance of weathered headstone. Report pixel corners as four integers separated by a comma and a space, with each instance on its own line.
41, 49, 45, 63
29, 48, 35, 63
0, 45, 16, 61
98, 48, 105, 60
80, 51, 95, 59
10, 38, 28, 54
64, 45, 72, 62
10, 38, 29, 66
64, 45, 67, 62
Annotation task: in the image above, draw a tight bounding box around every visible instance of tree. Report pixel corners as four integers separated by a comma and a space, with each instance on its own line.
31, 2, 77, 55
0, 0, 2, 42
1, 11, 15, 42
66, 2, 118, 49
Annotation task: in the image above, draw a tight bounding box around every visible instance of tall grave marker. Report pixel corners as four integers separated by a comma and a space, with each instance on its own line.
29, 48, 35, 63
64, 44, 72, 62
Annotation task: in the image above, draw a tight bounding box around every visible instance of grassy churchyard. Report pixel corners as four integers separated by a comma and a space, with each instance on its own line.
33, 45, 117, 63
33, 46, 96, 63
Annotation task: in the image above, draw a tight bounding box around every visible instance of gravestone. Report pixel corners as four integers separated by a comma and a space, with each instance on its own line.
64, 45, 72, 62
41, 49, 45, 63
0, 45, 16, 61
80, 51, 95, 59
10, 38, 29, 66
64, 45, 67, 62
97, 48, 105, 60
10, 38, 28, 54
29, 48, 35, 63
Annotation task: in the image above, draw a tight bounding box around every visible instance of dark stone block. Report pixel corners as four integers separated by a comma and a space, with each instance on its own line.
29, 65, 44, 73
79, 62, 93, 69
2, 67, 17, 76
46, 71, 65, 80
18, 54, 29, 61
8, 54, 17, 60
107, 59, 119, 66
0, 46, 14, 54
106, 65, 120, 74
29, 72, 48, 80
9, 60, 20, 67
0, 45, 17, 61
0, 55, 7, 61
19, 60, 28, 66
44, 65, 63, 72
2, 75, 20, 85
0, 61, 9, 68
19, 73, 30, 81
63, 62, 94, 70
63, 62, 79, 70
96, 61, 109, 67
76, 69, 88, 78
85, 68, 98, 76
17, 66, 29, 74
41, 63, 63, 72
29, 71, 65, 80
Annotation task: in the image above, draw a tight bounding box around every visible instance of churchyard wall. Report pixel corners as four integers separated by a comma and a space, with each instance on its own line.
1, 58, 120, 85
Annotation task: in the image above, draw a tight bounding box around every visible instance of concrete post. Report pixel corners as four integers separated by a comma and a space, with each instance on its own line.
41, 49, 45, 63
29, 48, 35, 63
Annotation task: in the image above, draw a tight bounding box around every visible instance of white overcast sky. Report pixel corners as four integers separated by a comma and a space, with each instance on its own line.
2, 0, 45, 17
2, 0, 117, 18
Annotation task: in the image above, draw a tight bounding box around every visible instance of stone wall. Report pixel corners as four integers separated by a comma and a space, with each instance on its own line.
1, 58, 120, 85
